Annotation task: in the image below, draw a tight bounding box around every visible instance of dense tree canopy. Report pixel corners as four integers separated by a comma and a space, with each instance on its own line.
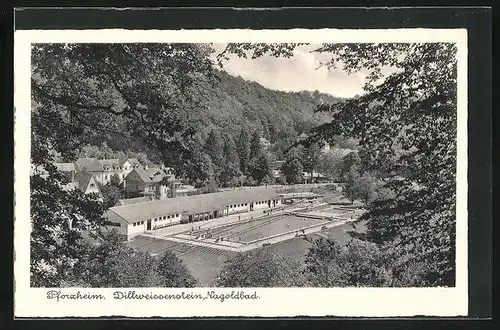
31, 43, 215, 286
220, 42, 458, 286
214, 248, 307, 287
66, 230, 196, 287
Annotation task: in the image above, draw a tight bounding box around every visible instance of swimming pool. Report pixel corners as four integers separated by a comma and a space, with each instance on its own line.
186, 215, 327, 243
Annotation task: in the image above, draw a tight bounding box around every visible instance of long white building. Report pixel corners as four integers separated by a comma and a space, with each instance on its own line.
104, 188, 283, 240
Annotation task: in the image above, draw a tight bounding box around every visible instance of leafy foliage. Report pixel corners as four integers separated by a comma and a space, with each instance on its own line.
214, 248, 307, 287
304, 238, 432, 287
67, 230, 196, 287
282, 158, 304, 184
100, 179, 124, 209
157, 250, 198, 287
314, 43, 457, 286
31, 43, 214, 286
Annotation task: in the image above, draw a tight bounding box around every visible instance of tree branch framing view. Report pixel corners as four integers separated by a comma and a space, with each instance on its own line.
29, 40, 457, 289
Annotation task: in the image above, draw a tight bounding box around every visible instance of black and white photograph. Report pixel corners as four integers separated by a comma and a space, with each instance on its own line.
14, 26, 469, 317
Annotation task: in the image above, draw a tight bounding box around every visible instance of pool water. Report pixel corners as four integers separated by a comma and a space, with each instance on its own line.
187, 215, 327, 243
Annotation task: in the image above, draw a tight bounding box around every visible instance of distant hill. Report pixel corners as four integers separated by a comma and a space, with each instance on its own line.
191, 70, 343, 141
94, 70, 343, 152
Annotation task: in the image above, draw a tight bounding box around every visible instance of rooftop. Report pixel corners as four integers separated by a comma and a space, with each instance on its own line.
98, 159, 120, 170
131, 167, 165, 183
116, 196, 152, 206
74, 158, 104, 172
118, 157, 142, 167
107, 187, 280, 224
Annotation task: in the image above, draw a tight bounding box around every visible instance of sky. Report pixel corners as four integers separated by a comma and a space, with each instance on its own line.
212, 43, 371, 98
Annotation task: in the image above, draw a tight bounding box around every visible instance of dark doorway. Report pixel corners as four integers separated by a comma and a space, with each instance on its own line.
214, 210, 218, 218
250, 202, 254, 211
146, 219, 151, 231
189, 215, 193, 223
268, 200, 271, 207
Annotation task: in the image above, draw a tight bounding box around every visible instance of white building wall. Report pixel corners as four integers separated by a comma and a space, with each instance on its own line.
226, 203, 250, 215
150, 212, 181, 229
128, 220, 147, 238
254, 200, 271, 210
104, 211, 129, 238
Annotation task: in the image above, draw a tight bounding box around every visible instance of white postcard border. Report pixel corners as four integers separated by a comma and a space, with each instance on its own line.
14, 28, 468, 318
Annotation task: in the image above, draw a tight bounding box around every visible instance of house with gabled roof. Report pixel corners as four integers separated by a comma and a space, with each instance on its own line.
97, 158, 123, 185
124, 167, 169, 200
74, 158, 106, 184
118, 157, 143, 185
62, 172, 103, 201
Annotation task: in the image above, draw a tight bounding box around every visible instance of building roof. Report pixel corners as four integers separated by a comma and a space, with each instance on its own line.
279, 192, 319, 198
99, 159, 120, 170
61, 173, 101, 195
118, 157, 142, 167
77, 172, 96, 191
108, 187, 280, 224
130, 167, 165, 183
116, 196, 152, 206
54, 162, 76, 172
74, 158, 104, 172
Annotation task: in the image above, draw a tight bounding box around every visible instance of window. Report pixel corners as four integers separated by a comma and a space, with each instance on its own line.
176, 213, 179, 217
163, 216, 166, 220
167, 215, 170, 219
89, 183, 95, 188
245, 203, 248, 206
141, 221, 144, 225
133, 223, 136, 227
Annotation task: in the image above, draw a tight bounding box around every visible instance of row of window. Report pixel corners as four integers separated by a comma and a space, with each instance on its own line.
227, 203, 248, 208
152, 214, 180, 222
226, 200, 277, 209
102, 165, 141, 171
132, 221, 145, 227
